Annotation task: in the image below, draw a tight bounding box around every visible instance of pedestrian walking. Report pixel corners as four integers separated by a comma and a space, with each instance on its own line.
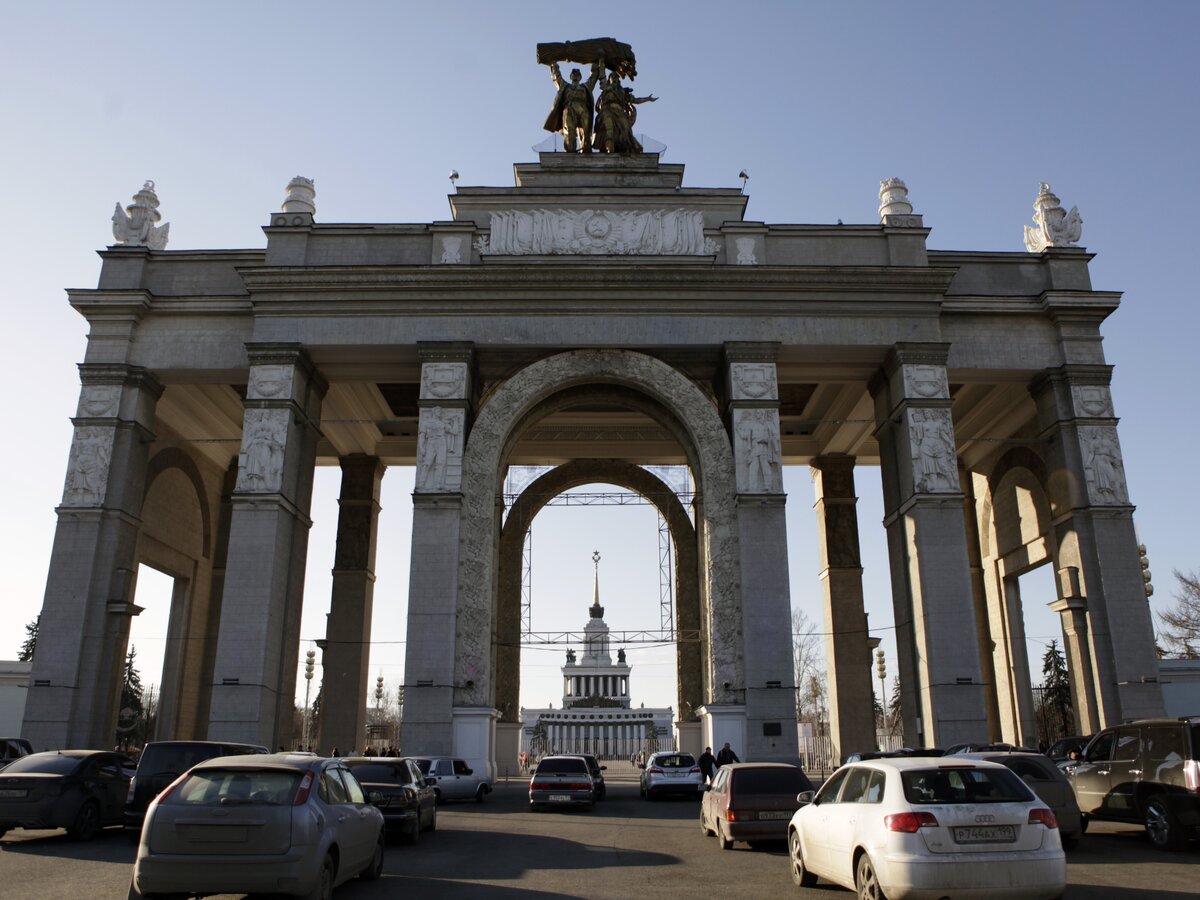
715, 742, 740, 766
698, 745, 716, 782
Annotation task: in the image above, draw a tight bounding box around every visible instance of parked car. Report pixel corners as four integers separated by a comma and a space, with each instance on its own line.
124, 740, 268, 835
130, 752, 384, 899
528, 755, 594, 811
1066, 716, 1200, 850
843, 748, 946, 764
943, 741, 1036, 756
1046, 734, 1092, 768
787, 757, 1066, 899
0, 749, 134, 840
952, 751, 1083, 848
344, 756, 436, 843
640, 750, 703, 799
700, 762, 814, 849
409, 756, 493, 802
0, 738, 33, 771
580, 753, 607, 800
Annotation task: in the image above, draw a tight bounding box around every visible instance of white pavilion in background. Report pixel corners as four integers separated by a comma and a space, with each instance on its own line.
520, 554, 674, 759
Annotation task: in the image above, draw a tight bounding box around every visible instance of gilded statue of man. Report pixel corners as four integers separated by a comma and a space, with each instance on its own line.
544, 60, 601, 153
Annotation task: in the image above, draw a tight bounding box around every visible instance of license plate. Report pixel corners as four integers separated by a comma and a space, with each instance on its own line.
759, 810, 791, 820
953, 825, 1016, 843
0, 789, 26, 799
549, 794, 570, 802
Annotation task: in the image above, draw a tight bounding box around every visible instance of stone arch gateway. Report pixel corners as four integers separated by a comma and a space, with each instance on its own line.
24, 148, 1164, 773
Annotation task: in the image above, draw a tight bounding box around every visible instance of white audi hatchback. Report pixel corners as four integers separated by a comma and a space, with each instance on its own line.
787, 757, 1066, 900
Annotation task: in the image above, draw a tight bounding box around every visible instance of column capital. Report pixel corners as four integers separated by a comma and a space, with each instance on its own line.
884, 342, 951, 372
417, 341, 475, 364
723, 341, 780, 364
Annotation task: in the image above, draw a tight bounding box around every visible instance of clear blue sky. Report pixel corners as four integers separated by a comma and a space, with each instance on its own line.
2, 2, 1197, 717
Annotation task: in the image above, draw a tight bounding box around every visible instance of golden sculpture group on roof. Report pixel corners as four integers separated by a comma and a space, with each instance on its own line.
539, 37, 657, 154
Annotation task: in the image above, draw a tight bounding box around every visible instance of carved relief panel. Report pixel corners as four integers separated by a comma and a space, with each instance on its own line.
419, 362, 469, 401
415, 407, 466, 492
1071, 385, 1114, 419
902, 365, 949, 400
732, 407, 783, 493
730, 363, 778, 401
247, 365, 295, 402
1078, 425, 1130, 505
906, 407, 958, 493
235, 408, 290, 493
77, 384, 120, 419
61, 426, 115, 507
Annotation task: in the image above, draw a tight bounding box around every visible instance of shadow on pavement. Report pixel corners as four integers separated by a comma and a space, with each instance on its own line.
0, 826, 134, 862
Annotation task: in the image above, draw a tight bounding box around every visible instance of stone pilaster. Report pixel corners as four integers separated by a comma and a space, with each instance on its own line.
811, 455, 875, 762
207, 345, 326, 747
724, 343, 797, 760
872, 343, 987, 747
317, 455, 385, 755
1030, 365, 1163, 725
24, 364, 162, 750
402, 344, 474, 754
1051, 567, 1102, 734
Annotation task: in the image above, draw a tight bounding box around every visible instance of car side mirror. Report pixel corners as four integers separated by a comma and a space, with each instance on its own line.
796, 790, 816, 806
367, 790, 384, 805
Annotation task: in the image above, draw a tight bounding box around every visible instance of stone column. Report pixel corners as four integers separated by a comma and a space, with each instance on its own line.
401, 345, 473, 754
1051, 567, 1102, 734
725, 344, 797, 759
811, 455, 876, 762
317, 455, 385, 755
1030, 365, 1163, 724
872, 344, 987, 746
207, 345, 326, 747
24, 364, 162, 750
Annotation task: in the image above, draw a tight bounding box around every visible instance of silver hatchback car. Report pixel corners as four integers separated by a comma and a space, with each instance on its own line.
129, 753, 384, 900
640, 751, 704, 799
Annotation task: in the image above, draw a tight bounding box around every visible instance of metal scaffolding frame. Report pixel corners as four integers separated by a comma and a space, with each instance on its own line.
502, 465, 692, 639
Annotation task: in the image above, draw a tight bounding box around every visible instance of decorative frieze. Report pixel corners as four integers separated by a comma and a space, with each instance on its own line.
478, 208, 716, 256
439, 236, 464, 264
907, 407, 958, 493
61, 426, 115, 507
734, 237, 757, 265
235, 408, 289, 493
1078, 425, 1130, 505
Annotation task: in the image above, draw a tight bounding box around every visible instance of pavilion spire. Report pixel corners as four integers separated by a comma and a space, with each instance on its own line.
590, 550, 604, 618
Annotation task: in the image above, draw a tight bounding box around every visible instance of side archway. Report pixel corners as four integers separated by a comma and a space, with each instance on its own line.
495, 459, 702, 722
454, 349, 742, 713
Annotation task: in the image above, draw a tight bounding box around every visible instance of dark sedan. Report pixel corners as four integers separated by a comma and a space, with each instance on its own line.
0, 750, 134, 840
344, 757, 437, 844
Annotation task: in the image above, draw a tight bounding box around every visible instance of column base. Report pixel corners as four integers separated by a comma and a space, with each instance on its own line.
495, 721, 522, 782
697, 704, 747, 760
452, 706, 500, 784
675, 719, 703, 758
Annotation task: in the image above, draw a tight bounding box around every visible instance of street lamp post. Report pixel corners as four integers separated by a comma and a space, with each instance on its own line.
875, 649, 887, 735
303, 649, 316, 751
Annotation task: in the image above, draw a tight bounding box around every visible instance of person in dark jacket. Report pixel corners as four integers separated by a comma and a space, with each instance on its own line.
715, 742, 740, 767
698, 746, 716, 782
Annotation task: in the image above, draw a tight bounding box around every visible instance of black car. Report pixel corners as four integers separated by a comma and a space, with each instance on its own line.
579, 754, 607, 800
344, 756, 437, 844
124, 740, 267, 834
0, 750, 135, 840
1067, 717, 1200, 850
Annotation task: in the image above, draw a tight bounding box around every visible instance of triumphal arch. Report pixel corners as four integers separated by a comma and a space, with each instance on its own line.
25, 41, 1163, 770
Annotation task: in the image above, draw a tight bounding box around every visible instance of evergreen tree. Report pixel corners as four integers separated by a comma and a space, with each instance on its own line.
117, 645, 145, 744
888, 676, 903, 735
1040, 640, 1072, 742
17, 615, 39, 662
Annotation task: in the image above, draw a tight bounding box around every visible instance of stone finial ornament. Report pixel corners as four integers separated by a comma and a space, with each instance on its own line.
1023, 182, 1082, 253
282, 176, 316, 215
111, 181, 170, 249
878, 178, 913, 220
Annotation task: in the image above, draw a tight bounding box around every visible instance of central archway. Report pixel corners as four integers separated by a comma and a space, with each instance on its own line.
495, 459, 703, 723
453, 349, 743, 717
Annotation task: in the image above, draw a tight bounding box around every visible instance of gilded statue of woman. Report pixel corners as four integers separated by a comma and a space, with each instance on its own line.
593, 71, 657, 154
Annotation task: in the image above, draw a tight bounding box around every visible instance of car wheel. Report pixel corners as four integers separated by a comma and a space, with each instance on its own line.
1145, 796, 1187, 851
700, 809, 713, 837
789, 829, 817, 887
717, 823, 733, 850
304, 853, 334, 900
360, 835, 384, 881
855, 853, 887, 900
67, 800, 100, 841
475, 785, 486, 803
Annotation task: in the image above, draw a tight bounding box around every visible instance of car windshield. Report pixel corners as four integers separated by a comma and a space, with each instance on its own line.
138, 745, 241, 779
901, 766, 1034, 804
348, 762, 414, 785
165, 769, 302, 806
733, 767, 813, 794
536, 758, 587, 775
652, 754, 695, 769
2, 753, 82, 775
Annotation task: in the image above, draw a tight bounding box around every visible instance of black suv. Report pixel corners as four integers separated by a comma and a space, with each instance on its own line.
123, 740, 267, 834
580, 754, 607, 800
1066, 717, 1200, 849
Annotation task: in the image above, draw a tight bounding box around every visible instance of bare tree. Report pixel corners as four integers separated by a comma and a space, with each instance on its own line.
1158, 570, 1200, 659
792, 607, 827, 724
